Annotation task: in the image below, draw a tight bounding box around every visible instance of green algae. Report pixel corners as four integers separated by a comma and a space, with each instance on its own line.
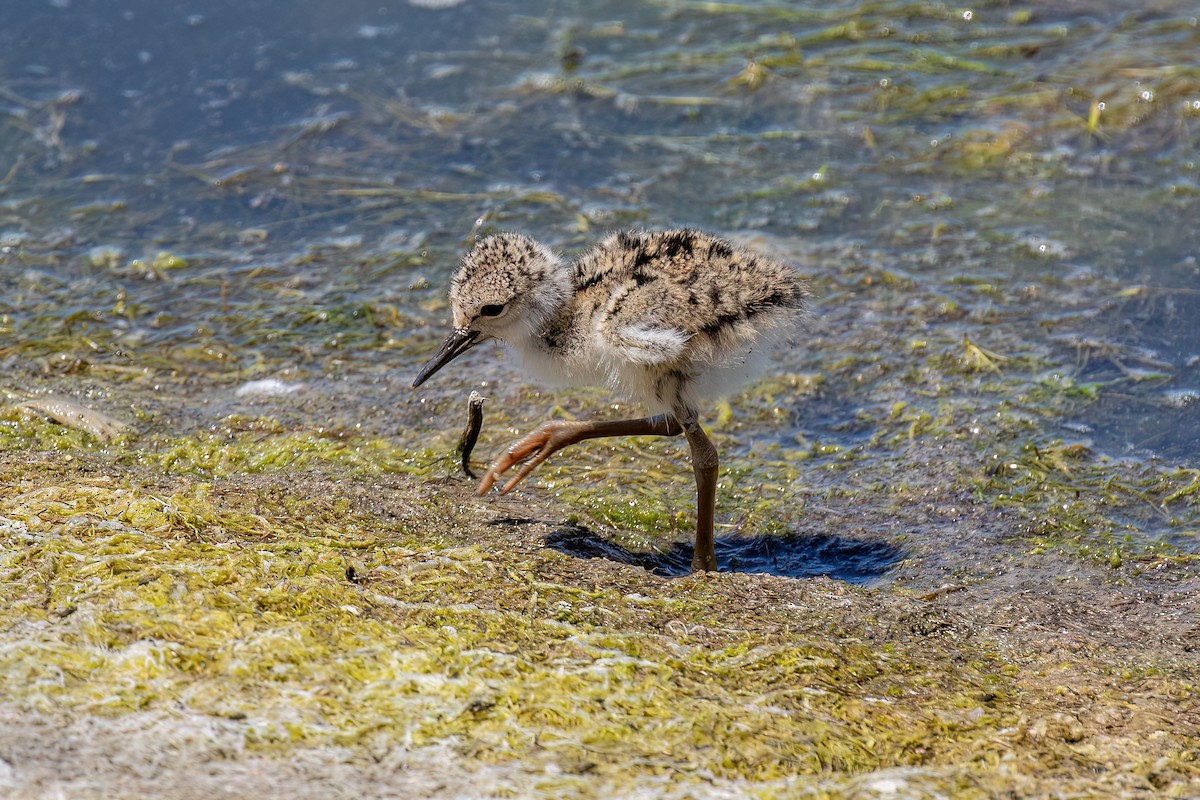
1, 455, 1196, 796
142, 415, 431, 478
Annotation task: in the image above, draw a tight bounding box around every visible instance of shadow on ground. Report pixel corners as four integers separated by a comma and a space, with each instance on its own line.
539, 522, 905, 582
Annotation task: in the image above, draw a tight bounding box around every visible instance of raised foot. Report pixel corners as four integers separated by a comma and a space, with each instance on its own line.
476, 419, 591, 496
474, 411, 720, 574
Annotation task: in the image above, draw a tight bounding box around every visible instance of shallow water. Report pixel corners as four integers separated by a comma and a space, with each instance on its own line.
2, 0, 1198, 572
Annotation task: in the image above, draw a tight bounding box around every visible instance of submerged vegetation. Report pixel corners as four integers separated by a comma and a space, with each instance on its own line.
2, 0, 1199, 796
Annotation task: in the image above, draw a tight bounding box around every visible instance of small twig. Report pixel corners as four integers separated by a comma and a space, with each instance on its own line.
917, 584, 965, 601
457, 391, 486, 479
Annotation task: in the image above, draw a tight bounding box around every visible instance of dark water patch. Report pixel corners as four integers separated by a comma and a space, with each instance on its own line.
1055, 288, 1200, 465
545, 523, 904, 582
1072, 391, 1200, 464
786, 393, 880, 444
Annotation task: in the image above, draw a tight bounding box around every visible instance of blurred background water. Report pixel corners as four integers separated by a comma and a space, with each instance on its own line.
2, 0, 1197, 568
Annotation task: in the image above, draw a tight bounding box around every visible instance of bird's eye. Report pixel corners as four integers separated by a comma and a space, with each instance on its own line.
479, 304, 505, 317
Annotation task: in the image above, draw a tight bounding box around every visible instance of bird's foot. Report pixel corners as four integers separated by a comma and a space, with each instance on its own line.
476, 420, 590, 495
690, 549, 718, 573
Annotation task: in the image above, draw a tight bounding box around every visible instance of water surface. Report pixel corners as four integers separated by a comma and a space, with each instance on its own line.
2, 0, 1198, 568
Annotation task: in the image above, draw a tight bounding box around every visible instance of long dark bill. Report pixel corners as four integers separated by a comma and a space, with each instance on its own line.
412, 329, 484, 387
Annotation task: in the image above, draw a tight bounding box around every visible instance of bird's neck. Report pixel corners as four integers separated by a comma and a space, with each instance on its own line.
515, 255, 573, 345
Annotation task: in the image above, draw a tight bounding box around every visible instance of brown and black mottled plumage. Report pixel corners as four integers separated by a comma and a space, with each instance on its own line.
548, 229, 809, 411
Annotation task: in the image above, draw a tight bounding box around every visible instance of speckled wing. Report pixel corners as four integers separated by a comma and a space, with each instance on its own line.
582, 230, 809, 369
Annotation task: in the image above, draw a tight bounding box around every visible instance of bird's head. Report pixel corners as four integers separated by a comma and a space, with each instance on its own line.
412, 233, 569, 387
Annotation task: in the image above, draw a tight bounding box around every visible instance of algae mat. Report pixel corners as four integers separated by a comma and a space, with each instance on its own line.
0, 445, 1197, 798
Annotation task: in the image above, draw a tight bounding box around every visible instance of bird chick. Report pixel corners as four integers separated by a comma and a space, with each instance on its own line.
414, 229, 811, 572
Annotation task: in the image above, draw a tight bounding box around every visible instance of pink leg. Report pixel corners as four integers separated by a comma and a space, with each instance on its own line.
479, 409, 718, 574
477, 414, 682, 495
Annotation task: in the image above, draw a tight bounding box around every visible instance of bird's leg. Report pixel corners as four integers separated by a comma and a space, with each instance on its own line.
676, 406, 718, 573
477, 414, 682, 495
